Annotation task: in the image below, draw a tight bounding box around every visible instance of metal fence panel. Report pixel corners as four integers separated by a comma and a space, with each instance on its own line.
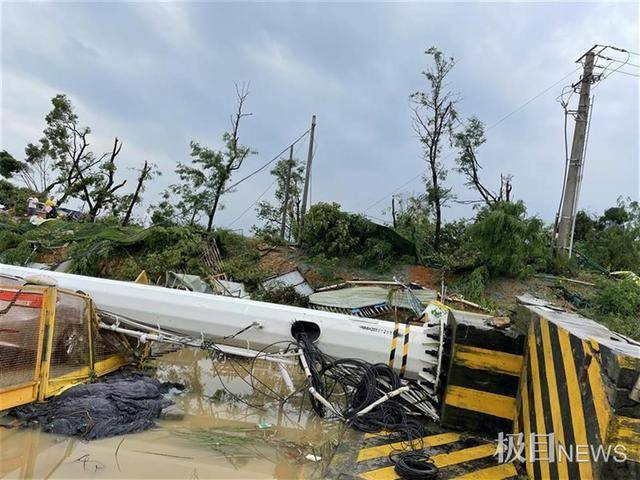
0, 286, 46, 410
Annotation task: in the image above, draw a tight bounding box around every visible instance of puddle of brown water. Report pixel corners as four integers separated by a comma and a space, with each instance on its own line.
0, 347, 353, 479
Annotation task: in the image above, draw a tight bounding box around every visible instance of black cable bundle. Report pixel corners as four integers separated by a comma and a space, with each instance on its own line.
390, 451, 438, 480
295, 332, 439, 479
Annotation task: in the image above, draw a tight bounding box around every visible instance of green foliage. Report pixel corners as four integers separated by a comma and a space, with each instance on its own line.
470, 201, 550, 277
300, 203, 358, 257
453, 117, 497, 203
393, 194, 434, 261
599, 206, 629, 227
253, 156, 304, 244
577, 198, 640, 272
0, 179, 38, 215
0, 243, 35, 265
300, 202, 402, 271
224, 256, 265, 292
587, 278, 640, 340
593, 278, 640, 317
215, 229, 254, 258
211, 229, 264, 289
354, 238, 394, 273
456, 266, 489, 302
410, 46, 459, 251
580, 226, 639, 272
68, 225, 205, 279
148, 191, 181, 226
252, 226, 286, 246
254, 285, 308, 308
155, 87, 255, 231
0, 151, 24, 179
0, 231, 22, 251
309, 254, 340, 283
573, 210, 597, 242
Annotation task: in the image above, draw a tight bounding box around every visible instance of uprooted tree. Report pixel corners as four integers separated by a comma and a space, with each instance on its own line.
411, 47, 459, 252
453, 116, 513, 206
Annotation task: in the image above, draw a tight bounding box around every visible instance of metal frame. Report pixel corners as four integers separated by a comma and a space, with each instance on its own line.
0, 284, 131, 410
0, 284, 48, 410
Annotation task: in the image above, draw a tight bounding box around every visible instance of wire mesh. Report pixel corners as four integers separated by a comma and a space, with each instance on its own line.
92, 321, 127, 363
1, 285, 134, 411
48, 292, 91, 379
0, 288, 42, 389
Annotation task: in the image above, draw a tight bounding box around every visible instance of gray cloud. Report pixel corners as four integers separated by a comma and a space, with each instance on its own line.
1, 2, 638, 230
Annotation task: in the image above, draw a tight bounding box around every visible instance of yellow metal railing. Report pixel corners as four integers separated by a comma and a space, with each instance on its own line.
0, 284, 130, 411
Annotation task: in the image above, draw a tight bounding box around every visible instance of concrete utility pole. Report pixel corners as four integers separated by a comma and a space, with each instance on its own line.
280, 145, 294, 241
555, 51, 595, 257
300, 114, 316, 230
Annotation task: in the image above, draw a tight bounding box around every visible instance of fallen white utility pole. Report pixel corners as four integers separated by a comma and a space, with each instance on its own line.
0, 264, 446, 389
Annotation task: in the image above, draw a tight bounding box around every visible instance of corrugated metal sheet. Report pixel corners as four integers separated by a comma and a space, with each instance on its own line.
261, 269, 314, 297
308, 286, 437, 310
166, 273, 250, 299
212, 279, 250, 299
166, 272, 213, 293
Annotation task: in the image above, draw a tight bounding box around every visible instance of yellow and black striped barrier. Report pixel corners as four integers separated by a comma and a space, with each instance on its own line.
440, 310, 526, 436
387, 321, 411, 378
330, 299, 638, 479
353, 427, 518, 480
515, 297, 640, 479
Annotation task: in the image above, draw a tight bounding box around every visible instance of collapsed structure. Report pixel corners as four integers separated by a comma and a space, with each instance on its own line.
1, 263, 638, 479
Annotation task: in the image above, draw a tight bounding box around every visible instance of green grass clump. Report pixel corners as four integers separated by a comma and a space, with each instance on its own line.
586, 277, 640, 340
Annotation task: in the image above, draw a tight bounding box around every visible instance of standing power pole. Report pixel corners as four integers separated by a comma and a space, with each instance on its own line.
299, 114, 316, 231
280, 145, 294, 241
555, 50, 595, 257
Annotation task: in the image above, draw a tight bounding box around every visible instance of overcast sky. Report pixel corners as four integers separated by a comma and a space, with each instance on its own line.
1, 2, 638, 231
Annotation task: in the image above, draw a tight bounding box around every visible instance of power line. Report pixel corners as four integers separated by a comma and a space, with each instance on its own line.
222, 129, 309, 194
226, 178, 277, 228
607, 69, 640, 78
596, 44, 639, 57
363, 213, 391, 225
226, 133, 310, 230
362, 173, 423, 214
359, 67, 581, 215
485, 67, 581, 132
596, 56, 640, 69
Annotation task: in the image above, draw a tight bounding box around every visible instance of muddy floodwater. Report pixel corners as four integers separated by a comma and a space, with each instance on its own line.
1, 348, 356, 479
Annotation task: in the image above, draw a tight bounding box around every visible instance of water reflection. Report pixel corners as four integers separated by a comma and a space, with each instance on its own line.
0, 347, 348, 479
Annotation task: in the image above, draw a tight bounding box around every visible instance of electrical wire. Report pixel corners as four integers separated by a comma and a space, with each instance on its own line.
556, 116, 568, 223
592, 46, 632, 89
225, 178, 277, 228
358, 67, 581, 215
222, 129, 310, 195
606, 69, 640, 78
294, 332, 439, 479
485, 68, 581, 133
597, 56, 640, 69
568, 95, 595, 256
